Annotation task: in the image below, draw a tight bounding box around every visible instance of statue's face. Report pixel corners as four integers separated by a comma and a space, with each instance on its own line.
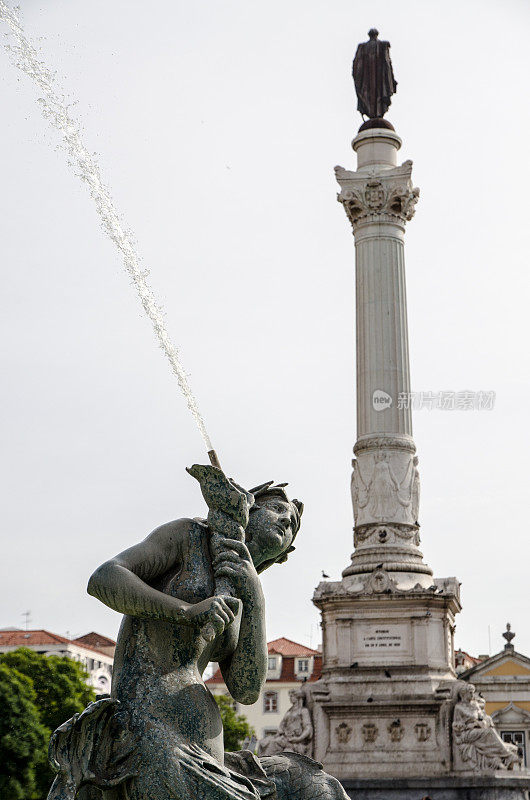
461, 686, 474, 702
246, 496, 296, 568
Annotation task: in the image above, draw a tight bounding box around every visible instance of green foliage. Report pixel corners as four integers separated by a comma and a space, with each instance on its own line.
214, 694, 254, 752
0, 648, 95, 732
0, 663, 49, 800
0, 648, 96, 798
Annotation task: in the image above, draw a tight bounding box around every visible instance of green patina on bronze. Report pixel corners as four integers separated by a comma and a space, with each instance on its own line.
47, 465, 348, 800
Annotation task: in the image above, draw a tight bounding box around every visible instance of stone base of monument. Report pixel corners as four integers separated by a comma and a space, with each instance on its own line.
341, 773, 530, 799
310, 574, 529, 799
311, 576, 460, 773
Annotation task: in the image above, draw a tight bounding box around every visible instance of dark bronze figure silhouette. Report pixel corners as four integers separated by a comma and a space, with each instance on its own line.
353, 29, 397, 119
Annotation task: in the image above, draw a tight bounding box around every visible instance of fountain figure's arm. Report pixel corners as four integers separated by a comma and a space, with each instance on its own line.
211, 512, 268, 704
87, 520, 238, 632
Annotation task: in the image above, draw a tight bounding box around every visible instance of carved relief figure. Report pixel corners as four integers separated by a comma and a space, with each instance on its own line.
411, 456, 420, 522
368, 451, 398, 520
351, 458, 369, 521
396, 454, 420, 521
258, 689, 313, 758
452, 685, 521, 771
353, 451, 420, 527
47, 465, 349, 800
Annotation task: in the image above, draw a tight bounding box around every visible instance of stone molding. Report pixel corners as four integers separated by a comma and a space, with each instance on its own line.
335, 161, 419, 231
354, 435, 416, 455
344, 560, 433, 578
313, 571, 463, 603
354, 523, 421, 549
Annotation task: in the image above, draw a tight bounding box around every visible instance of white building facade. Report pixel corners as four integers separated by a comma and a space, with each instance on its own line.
0, 628, 115, 695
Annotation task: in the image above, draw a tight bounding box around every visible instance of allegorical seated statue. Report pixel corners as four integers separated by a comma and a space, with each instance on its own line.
258, 689, 313, 758
47, 464, 349, 800
453, 684, 521, 771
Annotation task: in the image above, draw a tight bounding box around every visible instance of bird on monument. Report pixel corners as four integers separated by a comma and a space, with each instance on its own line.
322, 570, 330, 579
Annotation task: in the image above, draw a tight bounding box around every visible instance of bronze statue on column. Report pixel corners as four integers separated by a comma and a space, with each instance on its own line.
353, 29, 397, 121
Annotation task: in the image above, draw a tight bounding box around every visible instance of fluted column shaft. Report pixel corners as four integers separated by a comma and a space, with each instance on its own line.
335, 128, 431, 586
355, 222, 412, 436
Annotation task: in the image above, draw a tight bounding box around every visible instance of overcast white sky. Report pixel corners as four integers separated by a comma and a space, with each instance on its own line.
1, 0, 529, 659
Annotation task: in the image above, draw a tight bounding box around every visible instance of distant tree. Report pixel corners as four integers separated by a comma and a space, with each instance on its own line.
0, 648, 96, 797
0, 648, 95, 732
215, 694, 255, 752
0, 663, 49, 800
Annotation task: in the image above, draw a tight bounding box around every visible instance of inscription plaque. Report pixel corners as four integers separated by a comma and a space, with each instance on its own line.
354, 623, 409, 657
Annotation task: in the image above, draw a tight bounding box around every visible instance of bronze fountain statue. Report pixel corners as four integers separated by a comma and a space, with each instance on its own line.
47, 465, 348, 800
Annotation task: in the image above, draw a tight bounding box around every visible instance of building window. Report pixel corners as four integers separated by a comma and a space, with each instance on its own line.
501, 731, 526, 765
263, 728, 278, 737
263, 692, 278, 713
268, 657, 277, 670
297, 659, 309, 673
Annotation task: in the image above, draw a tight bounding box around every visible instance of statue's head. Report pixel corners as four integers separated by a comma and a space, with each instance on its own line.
458, 684, 475, 702
289, 688, 304, 705
368, 28, 379, 39
245, 481, 303, 573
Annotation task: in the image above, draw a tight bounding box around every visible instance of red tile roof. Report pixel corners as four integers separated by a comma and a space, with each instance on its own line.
267, 638, 320, 657
0, 629, 111, 657
72, 632, 116, 649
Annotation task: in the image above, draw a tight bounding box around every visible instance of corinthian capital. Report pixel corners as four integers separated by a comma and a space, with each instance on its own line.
335, 160, 419, 230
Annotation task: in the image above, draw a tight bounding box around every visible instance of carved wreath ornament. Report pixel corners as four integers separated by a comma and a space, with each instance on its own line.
415, 722, 432, 742
361, 723, 379, 744
335, 722, 352, 744
387, 720, 404, 742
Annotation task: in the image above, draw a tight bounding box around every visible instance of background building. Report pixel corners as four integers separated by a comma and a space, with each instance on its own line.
460, 626, 530, 766
207, 637, 321, 739
0, 627, 115, 695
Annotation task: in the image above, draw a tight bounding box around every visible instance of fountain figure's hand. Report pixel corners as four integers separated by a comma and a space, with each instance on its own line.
183, 594, 241, 635
212, 536, 261, 603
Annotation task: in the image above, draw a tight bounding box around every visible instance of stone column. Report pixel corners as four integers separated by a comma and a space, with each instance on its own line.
335, 128, 432, 588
